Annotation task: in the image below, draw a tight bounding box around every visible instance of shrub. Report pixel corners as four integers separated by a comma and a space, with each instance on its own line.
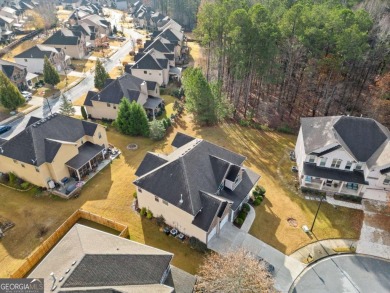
238, 210, 247, 220
277, 124, 293, 134
146, 209, 153, 219
20, 182, 30, 190
172, 88, 181, 98
239, 119, 250, 127
255, 185, 266, 196
156, 215, 165, 226
140, 207, 147, 216
8, 172, 17, 186
235, 217, 244, 226
0, 173, 9, 183
16, 177, 24, 186
242, 203, 250, 213
189, 236, 208, 252
165, 117, 172, 128
133, 192, 137, 199
253, 198, 262, 206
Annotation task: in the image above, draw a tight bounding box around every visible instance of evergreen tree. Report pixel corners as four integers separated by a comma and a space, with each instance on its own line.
149, 119, 166, 141
94, 58, 110, 90
59, 95, 75, 116
0, 71, 25, 110
81, 106, 88, 120
114, 99, 149, 137
43, 56, 60, 87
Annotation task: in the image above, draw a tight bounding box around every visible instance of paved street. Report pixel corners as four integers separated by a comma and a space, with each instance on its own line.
208, 223, 306, 293
290, 254, 390, 293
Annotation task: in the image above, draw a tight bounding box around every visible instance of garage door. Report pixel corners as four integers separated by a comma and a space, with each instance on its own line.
207, 226, 217, 243
220, 214, 229, 228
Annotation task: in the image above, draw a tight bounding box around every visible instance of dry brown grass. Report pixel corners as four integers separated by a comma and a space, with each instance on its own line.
187, 41, 204, 68
57, 9, 72, 22
72, 59, 95, 73
73, 93, 87, 107
109, 66, 124, 79
2, 39, 44, 62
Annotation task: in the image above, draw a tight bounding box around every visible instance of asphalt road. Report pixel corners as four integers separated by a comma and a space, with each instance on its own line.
1, 9, 142, 140
290, 254, 390, 293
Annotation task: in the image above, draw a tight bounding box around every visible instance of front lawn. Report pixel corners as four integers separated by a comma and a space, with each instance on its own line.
72, 60, 95, 73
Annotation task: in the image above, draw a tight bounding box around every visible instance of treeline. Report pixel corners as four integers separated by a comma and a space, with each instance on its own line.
149, 0, 200, 30
195, 0, 390, 129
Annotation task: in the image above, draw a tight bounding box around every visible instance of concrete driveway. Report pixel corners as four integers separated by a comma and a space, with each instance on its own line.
208, 223, 306, 292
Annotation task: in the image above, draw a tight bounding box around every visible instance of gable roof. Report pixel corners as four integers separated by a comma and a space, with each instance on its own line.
134, 133, 259, 229
14, 44, 61, 59
144, 38, 171, 53
43, 29, 80, 46
135, 152, 168, 177
29, 224, 175, 293
171, 132, 195, 148
85, 74, 146, 105
1, 7, 16, 14
147, 81, 158, 91
192, 191, 227, 231
0, 114, 98, 166
0, 59, 26, 78
131, 51, 162, 70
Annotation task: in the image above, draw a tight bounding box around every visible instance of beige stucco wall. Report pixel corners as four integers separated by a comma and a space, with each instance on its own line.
132, 68, 164, 86
136, 187, 207, 243
86, 100, 119, 120
90, 124, 109, 148
48, 143, 79, 182
45, 43, 86, 59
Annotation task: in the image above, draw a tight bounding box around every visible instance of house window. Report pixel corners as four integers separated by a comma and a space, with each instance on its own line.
35, 167, 40, 173
319, 157, 327, 167
21, 163, 25, 168
163, 200, 168, 206
138, 187, 142, 193
345, 161, 353, 170
107, 103, 111, 107
144, 70, 147, 74
98, 132, 102, 139
384, 175, 390, 185
355, 163, 363, 170
13, 159, 17, 164
308, 155, 316, 163
331, 159, 342, 168
155, 196, 159, 202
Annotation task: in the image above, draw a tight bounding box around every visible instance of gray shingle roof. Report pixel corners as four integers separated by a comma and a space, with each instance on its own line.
146, 81, 157, 91
62, 254, 172, 287
303, 162, 367, 185
134, 134, 259, 229
84, 90, 97, 106
0, 114, 98, 166
171, 132, 195, 148
144, 96, 162, 109
43, 29, 80, 46
164, 266, 196, 293
66, 142, 104, 169
135, 152, 167, 177
131, 52, 162, 70
14, 44, 60, 59
144, 39, 171, 53
192, 191, 224, 231
334, 116, 388, 162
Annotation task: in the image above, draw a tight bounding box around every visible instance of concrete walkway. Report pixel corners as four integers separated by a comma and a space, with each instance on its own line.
208, 223, 306, 292
240, 204, 255, 233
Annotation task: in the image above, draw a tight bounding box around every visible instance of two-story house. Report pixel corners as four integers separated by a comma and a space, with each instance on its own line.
0, 114, 108, 188
77, 14, 111, 37
84, 73, 162, 120
43, 28, 87, 59
127, 49, 170, 86
70, 24, 105, 48
0, 59, 28, 90
0, 14, 14, 42
295, 116, 390, 208
14, 44, 70, 73
134, 133, 260, 245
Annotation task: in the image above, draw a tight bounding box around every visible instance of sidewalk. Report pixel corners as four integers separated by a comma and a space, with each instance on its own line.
240, 204, 255, 233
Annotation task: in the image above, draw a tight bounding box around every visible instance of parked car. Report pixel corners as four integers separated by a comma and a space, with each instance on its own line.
117, 36, 126, 41
0, 125, 11, 134
21, 91, 32, 101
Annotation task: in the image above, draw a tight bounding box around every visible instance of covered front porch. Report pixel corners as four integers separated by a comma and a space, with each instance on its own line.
302, 177, 363, 196
66, 142, 105, 181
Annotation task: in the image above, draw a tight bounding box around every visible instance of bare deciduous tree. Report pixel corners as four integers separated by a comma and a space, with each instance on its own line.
195, 249, 275, 293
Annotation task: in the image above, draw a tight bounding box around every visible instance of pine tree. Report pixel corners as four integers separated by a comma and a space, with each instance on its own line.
43, 56, 60, 87
149, 119, 166, 140
94, 58, 110, 90
59, 95, 75, 116
0, 71, 25, 110
114, 99, 149, 137
81, 106, 88, 120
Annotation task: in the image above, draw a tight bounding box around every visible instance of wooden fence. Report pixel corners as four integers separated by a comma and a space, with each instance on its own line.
10, 209, 128, 278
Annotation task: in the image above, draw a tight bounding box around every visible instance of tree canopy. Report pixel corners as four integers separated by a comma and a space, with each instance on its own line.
43, 56, 60, 87
59, 95, 75, 116
94, 59, 110, 90
0, 71, 25, 110
149, 119, 166, 140
114, 99, 149, 137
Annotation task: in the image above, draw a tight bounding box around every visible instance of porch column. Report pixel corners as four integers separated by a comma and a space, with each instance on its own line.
320, 180, 325, 190
76, 169, 81, 181
153, 108, 156, 119
357, 184, 363, 196
88, 160, 92, 170
338, 181, 344, 193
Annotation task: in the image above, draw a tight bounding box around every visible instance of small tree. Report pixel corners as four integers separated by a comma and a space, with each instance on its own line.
81, 106, 88, 120
195, 249, 274, 292
114, 99, 149, 136
59, 95, 75, 116
0, 71, 25, 110
149, 119, 166, 140
43, 56, 60, 87
94, 58, 110, 90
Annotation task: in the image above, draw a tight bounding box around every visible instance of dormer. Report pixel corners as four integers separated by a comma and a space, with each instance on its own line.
224, 165, 243, 191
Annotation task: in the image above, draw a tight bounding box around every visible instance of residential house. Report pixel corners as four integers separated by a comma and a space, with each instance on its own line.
127, 49, 169, 86
19, 1, 34, 10
157, 17, 182, 33
295, 115, 390, 209
0, 114, 109, 188
62, 0, 83, 9
114, 0, 129, 10
14, 44, 70, 73
0, 59, 28, 90
71, 23, 107, 48
0, 7, 18, 22
84, 73, 163, 120
43, 28, 87, 59
130, 0, 142, 15
78, 14, 111, 37
150, 11, 165, 30
134, 133, 260, 245
0, 14, 14, 42
143, 37, 176, 66
29, 224, 196, 293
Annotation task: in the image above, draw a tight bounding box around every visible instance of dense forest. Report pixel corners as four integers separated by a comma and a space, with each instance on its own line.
192, 0, 390, 129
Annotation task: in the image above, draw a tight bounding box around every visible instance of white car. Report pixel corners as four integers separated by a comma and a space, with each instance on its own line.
21, 91, 32, 101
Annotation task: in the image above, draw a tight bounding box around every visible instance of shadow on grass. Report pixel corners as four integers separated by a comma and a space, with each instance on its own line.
0, 164, 113, 260
140, 217, 206, 275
